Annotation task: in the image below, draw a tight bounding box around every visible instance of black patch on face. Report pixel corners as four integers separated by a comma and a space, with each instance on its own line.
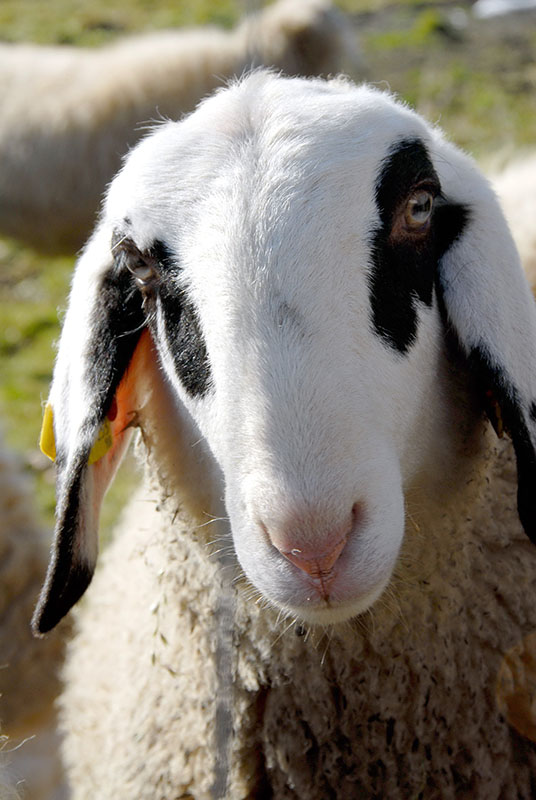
137, 239, 212, 398
465, 346, 536, 544
158, 287, 212, 397
370, 138, 468, 354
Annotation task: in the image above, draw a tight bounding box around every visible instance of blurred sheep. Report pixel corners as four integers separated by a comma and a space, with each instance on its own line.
0, 0, 361, 253
493, 153, 536, 286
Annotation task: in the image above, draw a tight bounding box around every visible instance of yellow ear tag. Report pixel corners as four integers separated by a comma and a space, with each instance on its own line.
39, 403, 56, 461
39, 403, 114, 465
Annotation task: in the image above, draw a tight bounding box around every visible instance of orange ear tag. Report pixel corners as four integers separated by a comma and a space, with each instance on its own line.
39, 403, 113, 464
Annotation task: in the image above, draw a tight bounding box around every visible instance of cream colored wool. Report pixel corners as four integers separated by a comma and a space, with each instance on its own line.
0, 0, 360, 253
59, 433, 536, 799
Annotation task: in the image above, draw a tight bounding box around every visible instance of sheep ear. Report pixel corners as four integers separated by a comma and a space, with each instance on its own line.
32, 227, 152, 635
433, 142, 536, 543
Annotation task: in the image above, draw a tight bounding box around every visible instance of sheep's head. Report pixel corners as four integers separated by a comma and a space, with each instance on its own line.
33, 73, 536, 634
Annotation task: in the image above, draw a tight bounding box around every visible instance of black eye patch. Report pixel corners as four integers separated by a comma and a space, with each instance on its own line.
116, 236, 212, 399
369, 138, 467, 354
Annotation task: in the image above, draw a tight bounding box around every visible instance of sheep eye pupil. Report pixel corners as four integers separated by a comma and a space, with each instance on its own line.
405, 191, 433, 228
127, 256, 154, 284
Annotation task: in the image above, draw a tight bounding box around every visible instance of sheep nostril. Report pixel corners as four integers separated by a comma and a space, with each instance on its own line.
261, 502, 363, 590
279, 535, 348, 579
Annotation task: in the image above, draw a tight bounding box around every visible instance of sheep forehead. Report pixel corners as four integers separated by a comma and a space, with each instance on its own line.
106, 74, 433, 250
106, 74, 444, 400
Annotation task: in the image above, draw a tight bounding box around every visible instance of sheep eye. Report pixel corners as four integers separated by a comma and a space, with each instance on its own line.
112, 233, 159, 287
404, 190, 434, 230
126, 254, 155, 285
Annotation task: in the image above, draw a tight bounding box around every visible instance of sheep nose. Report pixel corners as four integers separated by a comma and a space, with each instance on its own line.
279, 536, 348, 580
263, 504, 360, 594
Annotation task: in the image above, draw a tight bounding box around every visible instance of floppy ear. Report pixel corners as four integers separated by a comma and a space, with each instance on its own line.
32, 225, 153, 635
432, 138, 536, 543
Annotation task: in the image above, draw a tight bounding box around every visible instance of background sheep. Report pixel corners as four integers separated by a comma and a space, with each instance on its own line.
32, 72, 536, 798
0, 433, 69, 800
492, 154, 536, 283
0, 0, 360, 254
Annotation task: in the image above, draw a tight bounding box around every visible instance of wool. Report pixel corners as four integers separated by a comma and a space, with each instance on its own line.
60, 437, 536, 798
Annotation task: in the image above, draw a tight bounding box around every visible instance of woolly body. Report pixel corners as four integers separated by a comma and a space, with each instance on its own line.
60, 450, 536, 799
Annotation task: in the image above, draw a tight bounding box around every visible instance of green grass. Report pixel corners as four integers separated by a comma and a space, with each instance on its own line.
0, 240, 71, 522
0, 0, 241, 45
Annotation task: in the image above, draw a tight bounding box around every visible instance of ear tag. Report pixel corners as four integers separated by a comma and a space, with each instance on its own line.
39, 403, 113, 464
39, 403, 56, 461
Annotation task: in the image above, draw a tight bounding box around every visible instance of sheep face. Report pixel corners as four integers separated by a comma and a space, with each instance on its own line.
33, 74, 536, 633
104, 88, 463, 624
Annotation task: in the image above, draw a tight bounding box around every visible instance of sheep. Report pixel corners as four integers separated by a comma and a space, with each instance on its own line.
0, 433, 69, 799
492, 154, 536, 284
32, 71, 536, 798
0, 0, 361, 254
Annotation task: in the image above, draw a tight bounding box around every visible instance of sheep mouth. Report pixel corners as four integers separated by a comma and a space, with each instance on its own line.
247, 553, 396, 627
279, 576, 392, 626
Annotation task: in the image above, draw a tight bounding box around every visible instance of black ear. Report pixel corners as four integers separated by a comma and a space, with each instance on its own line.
432, 139, 536, 543
32, 226, 152, 635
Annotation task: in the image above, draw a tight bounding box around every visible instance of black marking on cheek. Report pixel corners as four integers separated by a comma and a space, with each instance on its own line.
157, 286, 212, 397
530, 402, 536, 423
139, 240, 211, 398
149, 239, 177, 273
433, 200, 469, 257
369, 139, 469, 354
